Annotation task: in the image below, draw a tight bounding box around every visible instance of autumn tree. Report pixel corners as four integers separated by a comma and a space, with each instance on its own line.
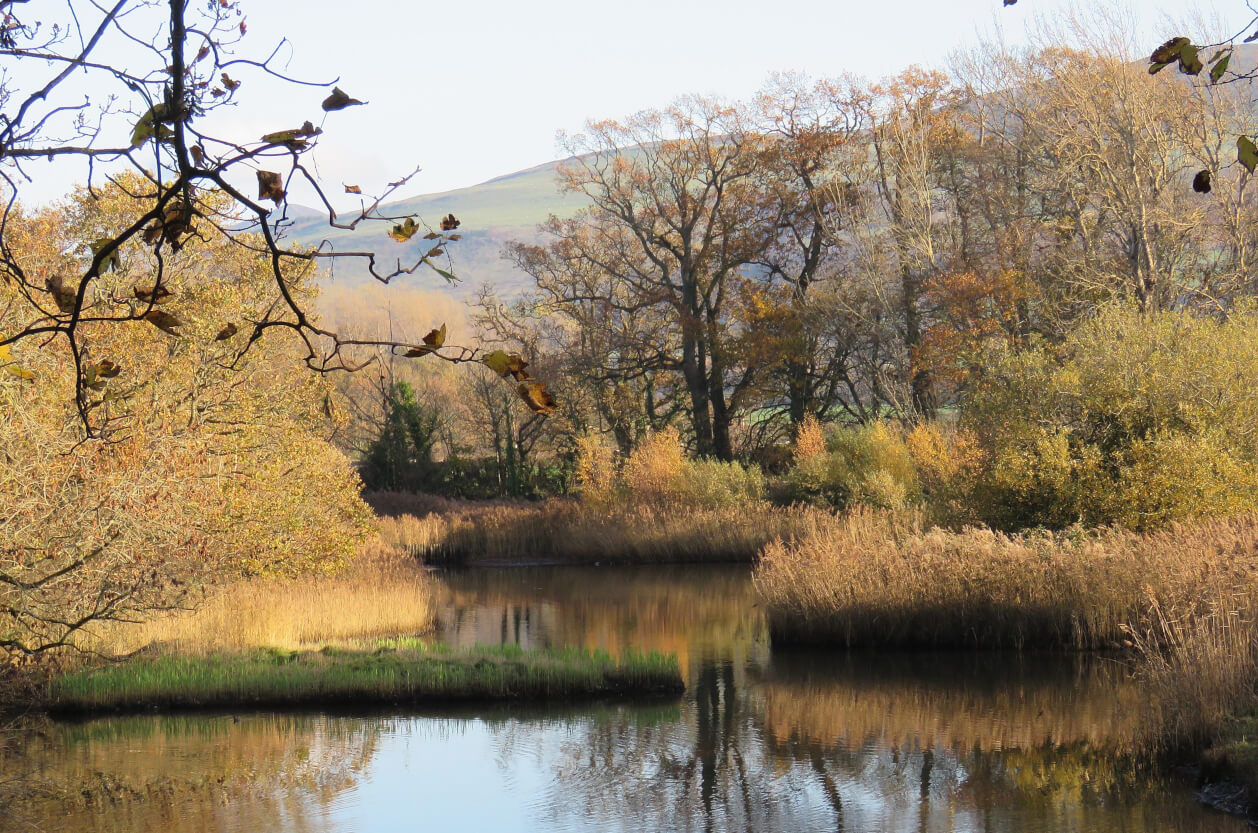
0, 0, 540, 438
746, 75, 872, 432
0, 182, 372, 656
517, 99, 773, 460
0, 0, 553, 655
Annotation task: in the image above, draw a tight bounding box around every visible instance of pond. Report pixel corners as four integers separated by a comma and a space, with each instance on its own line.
3, 565, 1245, 832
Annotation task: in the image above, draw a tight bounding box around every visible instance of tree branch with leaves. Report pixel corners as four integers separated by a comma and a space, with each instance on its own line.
0, 0, 551, 440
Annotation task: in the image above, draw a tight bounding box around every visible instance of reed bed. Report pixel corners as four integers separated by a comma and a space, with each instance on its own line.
49, 643, 683, 712
754, 510, 1258, 651
1125, 593, 1258, 781
372, 494, 819, 565
84, 536, 434, 656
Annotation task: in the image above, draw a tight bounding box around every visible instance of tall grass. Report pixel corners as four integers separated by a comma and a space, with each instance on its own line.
49, 643, 683, 712
367, 430, 803, 565
1118, 588, 1258, 789
373, 498, 817, 565
83, 536, 434, 656
755, 510, 1258, 651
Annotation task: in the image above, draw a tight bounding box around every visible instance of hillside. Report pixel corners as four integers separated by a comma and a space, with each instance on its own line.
287, 157, 587, 302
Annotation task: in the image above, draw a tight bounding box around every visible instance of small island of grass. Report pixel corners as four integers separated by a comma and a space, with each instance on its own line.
48, 641, 683, 714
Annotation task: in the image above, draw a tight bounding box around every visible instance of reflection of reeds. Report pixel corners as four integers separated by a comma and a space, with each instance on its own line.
434, 565, 767, 679
373, 494, 819, 565
760, 653, 1143, 754
87, 537, 434, 655
755, 509, 1258, 651
13, 714, 381, 833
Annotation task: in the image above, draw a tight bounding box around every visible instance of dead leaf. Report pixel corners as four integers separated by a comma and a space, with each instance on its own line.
516, 382, 555, 414
143, 309, 184, 336
389, 218, 419, 242
344, 184, 362, 194
261, 121, 321, 148
45, 275, 78, 313
404, 324, 447, 357
322, 87, 365, 111
134, 284, 173, 304
215, 322, 239, 341
1150, 36, 1190, 64
257, 170, 285, 204
483, 349, 529, 380
440, 213, 461, 231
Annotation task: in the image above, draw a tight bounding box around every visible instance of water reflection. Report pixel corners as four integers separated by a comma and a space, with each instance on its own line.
5, 565, 1246, 833
7, 713, 380, 833
433, 564, 768, 679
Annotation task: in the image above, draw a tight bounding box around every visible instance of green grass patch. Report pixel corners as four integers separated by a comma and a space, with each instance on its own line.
48, 642, 683, 713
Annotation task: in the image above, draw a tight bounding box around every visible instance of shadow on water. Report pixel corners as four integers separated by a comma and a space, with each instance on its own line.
4, 564, 1248, 832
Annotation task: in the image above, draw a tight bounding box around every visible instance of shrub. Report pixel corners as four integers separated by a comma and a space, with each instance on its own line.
777, 420, 919, 511
608, 427, 764, 510
574, 432, 618, 507
904, 422, 985, 525
964, 305, 1258, 530
620, 428, 688, 504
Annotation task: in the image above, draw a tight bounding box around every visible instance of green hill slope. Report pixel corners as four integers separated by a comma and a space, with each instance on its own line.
286, 157, 587, 300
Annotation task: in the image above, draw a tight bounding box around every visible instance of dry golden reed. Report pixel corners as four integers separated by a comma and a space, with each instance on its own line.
1126, 594, 1258, 755
755, 509, 1258, 651
85, 536, 434, 656
375, 498, 818, 565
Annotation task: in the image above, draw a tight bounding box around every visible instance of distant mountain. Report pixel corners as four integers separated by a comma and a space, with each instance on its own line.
286, 157, 588, 301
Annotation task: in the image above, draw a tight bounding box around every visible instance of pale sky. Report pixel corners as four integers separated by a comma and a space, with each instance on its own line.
8, 0, 1230, 206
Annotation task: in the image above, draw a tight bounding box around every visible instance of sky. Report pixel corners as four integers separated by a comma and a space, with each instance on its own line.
8, 0, 1233, 206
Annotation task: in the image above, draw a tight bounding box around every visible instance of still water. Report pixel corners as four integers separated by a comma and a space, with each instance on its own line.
4, 565, 1246, 832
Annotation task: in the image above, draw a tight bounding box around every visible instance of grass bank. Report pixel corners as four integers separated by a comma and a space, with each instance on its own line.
370, 492, 816, 565
48, 641, 683, 713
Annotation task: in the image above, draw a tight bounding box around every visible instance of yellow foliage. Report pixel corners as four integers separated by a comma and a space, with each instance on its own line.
965, 305, 1258, 530
792, 415, 826, 463
620, 427, 688, 504
0, 181, 373, 656
574, 432, 617, 506
781, 420, 919, 511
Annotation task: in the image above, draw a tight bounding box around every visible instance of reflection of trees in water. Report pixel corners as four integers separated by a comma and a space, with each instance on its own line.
9, 714, 385, 833
500, 652, 1234, 833
523, 657, 841, 833
435, 565, 769, 679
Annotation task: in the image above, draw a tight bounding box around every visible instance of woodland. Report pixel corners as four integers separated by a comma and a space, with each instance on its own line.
6, 0, 1258, 812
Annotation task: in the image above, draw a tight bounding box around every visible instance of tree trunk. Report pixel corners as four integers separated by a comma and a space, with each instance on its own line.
681, 303, 714, 456
902, 266, 936, 420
